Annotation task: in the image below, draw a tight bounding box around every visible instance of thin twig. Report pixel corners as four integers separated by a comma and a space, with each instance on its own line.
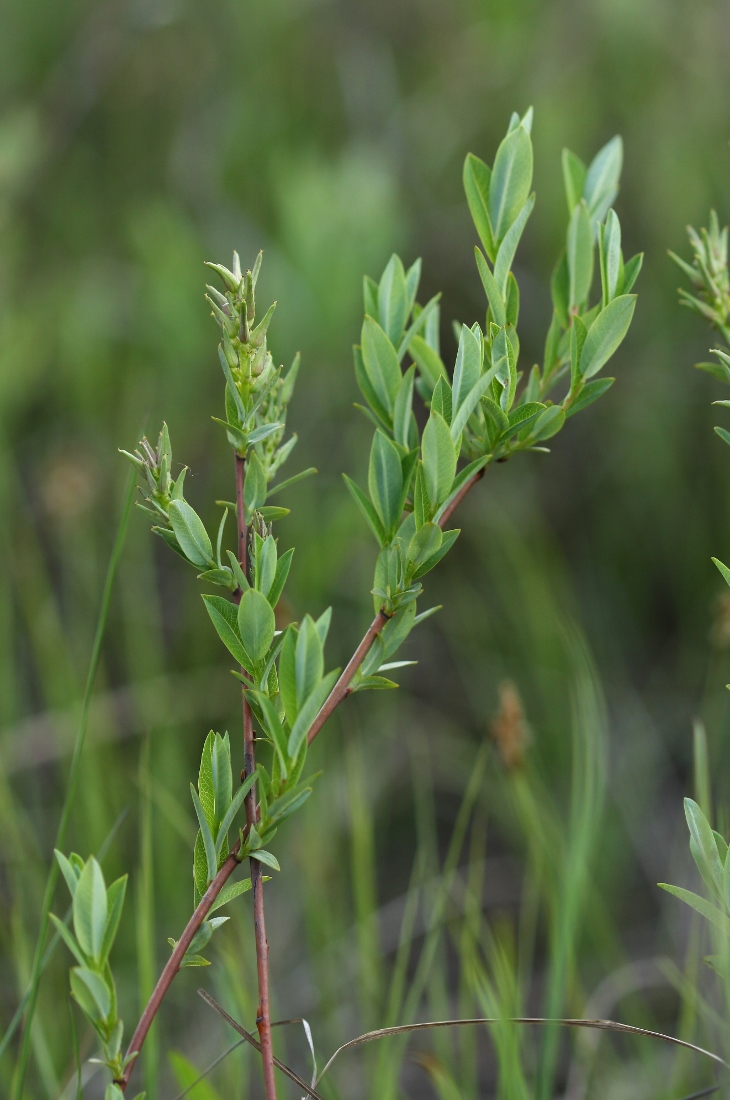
236, 454, 277, 1100
118, 850, 242, 1091
13, 469, 136, 1100
307, 465, 485, 746
197, 991, 325, 1100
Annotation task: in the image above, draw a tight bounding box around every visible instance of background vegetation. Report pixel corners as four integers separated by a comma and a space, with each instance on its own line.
2, 0, 730, 1096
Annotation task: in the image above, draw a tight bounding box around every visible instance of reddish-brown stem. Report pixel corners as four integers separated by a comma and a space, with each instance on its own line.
119, 848, 241, 1090
308, 465, 486, 746
236, 454, 278, 1100
118, 458, 485, 1094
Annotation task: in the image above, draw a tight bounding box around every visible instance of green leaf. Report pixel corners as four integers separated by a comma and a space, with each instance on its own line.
580, 294, 636, 378
343, 474, 387, 546
352, 675, 399, 692
295, 614, 325, 708
567, 200, 594, 309
215, 773, 257, 859
202, 595, 250, 669
489, 123, 533, 245
248, 422, 284, 446
450, 373, 494, 443
368, 431, 404, 537
658, 883, 730, 934
712, 557, 730, 591
422, 411, 457, 507
287, 668, 340, 759
208, 877, 253, 915
412, 528, 460, 580
378, 254, 409, 345
583, 135, 623, 224
361, 317, 402, 418
197, 567, 235, 589
622, 252, 643, 294
267, 467, 317, 498
561, 148, 586, 214
393, 365, 416, 450
452, 325, 483, 417
493, 193, 535, 295
481, 396, 509, 450
530, 405, 565, 442
253, 691, 289, 775
353, 344, 391, 428
715, 427, 730, 448
70, 967, 111, 1025
168, 500, 214, 569
278, 625, 298, 727
397, 293, 440, 362
409, 336, 448, 390
49, 913, 86, 967
244, 452, 267, 514
256, 534, 277, 598
237, 588, 276, 666
408, 523, 442, 570
565, 377, 614, 417
600, 209, 621, 304
506, 401, 546, 433
100, 875, 127, 965
570, 315, 588, 392
55, 850, 81, 898
190, 784, 218, 884
463, 153, 495, 261
211, 733, 232, 826
474, 247, 506, 326
551, 250, 570, 329
433, 457, 489, 523
250, 850, 280, 871
268, 547, 294, 609
685, 797, 724, 898
73, 858, 107, 964
431, 376, 452, 425
491, 326, 517, 412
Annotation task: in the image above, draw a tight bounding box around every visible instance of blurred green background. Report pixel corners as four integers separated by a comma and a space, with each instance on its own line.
3, 0, 730, 1096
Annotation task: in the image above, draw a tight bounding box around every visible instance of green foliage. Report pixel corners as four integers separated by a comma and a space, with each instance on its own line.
51, 854, 130, 1083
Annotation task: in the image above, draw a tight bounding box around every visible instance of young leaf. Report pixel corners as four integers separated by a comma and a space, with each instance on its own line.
600, 209, 622, 304
190, 784, 218, 884
215, 773, 258, 859
353, 344, 392, 428
408, 523, 442, 571
450, 374, 494, 443
658, 883, 730, 934
211, 733, 232, 825
168, 501, 214, 569
253, 690, 289, 775
712, 557, 730, 590
100, 875, 127, 965
463, 153, 495, 261
244, 452, 267, 514
73, 858, 107, 965
250, 850, 280, 871
489, 123, 533, 245
393, 365, 416, 450
361, 317, 402, 418
256, 535, 277, 598
685, 797, 724, 898
530, 405, 565, 442
278, 625, 299, 727
237, 588, 276, 666
378, 254, 409, 345
315, 606, 332, 646
268, 547, 294, 609
409, 336, 448, 390
564, 377, 614, 417
452, 325, 483, 417
579, 294, 636, 378
208, 878, 254, 914
412, 528, 460, 580
49, 913, 86, 967
202, 595, 250, 669
422, 411, 457, 507
570, 315, 588, 392
431, 376, 452, 425
295, 614, 325, 707
567, 200, 594, 309
368, 431, 404, 537
474, 247, 506, 326
583, 135, 623, 225
287, 668, 340, 758
493, 193, 535, 295
561, 148, 586, 214
55, 850, 81, 899
343, 474, 387, 546
70, 967, 111, 1025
